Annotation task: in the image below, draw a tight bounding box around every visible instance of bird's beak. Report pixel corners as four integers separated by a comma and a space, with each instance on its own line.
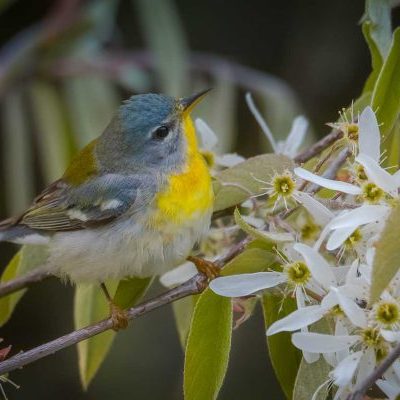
180, 88, 212, 113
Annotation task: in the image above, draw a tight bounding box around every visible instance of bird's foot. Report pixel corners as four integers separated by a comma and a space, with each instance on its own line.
109, 302, 129, 331
187, 255, 220, 280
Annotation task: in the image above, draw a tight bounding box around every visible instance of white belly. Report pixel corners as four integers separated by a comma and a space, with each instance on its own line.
46, 209, 212, 283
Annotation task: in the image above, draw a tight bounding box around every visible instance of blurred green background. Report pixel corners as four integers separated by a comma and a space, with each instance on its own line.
0, 0, 393, 398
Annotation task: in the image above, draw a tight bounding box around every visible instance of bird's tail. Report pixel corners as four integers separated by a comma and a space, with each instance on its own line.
0, 222, 48, 245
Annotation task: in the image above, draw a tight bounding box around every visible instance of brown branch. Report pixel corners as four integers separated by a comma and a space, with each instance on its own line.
294, 129, 343, 164
305, 147, 351, 194
0, 212, 245, 300
0, 273, 208, 376
0, 268, 51, 298
346, 341, 400, 400
0, 127, 345, 299
0, 226, 250, 375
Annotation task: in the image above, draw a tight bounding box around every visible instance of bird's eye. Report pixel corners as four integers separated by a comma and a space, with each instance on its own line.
153, 125, 170, 140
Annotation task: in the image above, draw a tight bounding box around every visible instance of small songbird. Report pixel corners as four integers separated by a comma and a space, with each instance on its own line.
0, 90, 215, 328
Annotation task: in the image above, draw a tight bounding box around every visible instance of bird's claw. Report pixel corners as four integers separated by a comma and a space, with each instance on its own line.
187, 256, 220, 280
110, 303, 129, 331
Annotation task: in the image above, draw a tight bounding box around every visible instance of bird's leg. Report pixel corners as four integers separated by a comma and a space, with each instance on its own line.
100, 283, 129, 331
187, 255, 220, 280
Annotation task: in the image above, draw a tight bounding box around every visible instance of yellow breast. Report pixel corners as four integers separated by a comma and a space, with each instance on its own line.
150, 114, 213, 227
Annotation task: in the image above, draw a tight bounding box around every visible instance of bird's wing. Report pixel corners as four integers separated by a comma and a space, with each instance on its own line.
12, 174, 155, 232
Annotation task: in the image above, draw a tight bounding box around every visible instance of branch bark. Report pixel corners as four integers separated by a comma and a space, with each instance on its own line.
0, 268, 51, 298
0, 273, 208, 376
346, 341, 400, 400
0, 226, 251, 375
0, 130, 345, 299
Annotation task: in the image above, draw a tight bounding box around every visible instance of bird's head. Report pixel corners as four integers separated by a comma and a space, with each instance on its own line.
100, 90, 211, 172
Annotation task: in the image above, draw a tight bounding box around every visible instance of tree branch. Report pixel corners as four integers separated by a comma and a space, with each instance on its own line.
0, 268, 51, 298
0, 225, 251, 375
0, 273, 208, 376
346, 341, 400, 400
0, 131, 346, 299
294, 129, 344, 164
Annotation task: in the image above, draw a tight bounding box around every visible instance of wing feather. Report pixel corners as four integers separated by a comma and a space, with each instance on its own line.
11, 174, 150, 232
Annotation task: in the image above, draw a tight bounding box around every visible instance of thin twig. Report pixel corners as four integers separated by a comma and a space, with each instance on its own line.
0, 217, 247, 299
346, 341, 400, 400
0, 268, 51, 298
306, 148, 351, 193
294, 129, 344, 164
0, 228, 250, 375
0, 274, 208, 376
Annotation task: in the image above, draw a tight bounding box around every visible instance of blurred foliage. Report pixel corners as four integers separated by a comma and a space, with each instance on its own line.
1, 0, 400, 399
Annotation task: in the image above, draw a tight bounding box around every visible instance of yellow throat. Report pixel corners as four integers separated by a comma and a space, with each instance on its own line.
152, 113, 214, 226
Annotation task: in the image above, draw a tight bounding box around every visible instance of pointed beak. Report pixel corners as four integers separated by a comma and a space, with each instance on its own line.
180, 88, 212, 113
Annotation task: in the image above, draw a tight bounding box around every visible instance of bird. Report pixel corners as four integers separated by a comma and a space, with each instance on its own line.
0, 90, 217, 329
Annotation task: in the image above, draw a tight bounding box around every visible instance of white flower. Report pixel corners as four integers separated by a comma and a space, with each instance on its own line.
159, 261, 198, 287
358, 106, 381, 163
210, 243, 335, 302
195, 118, 245, 167
377, 361, 400, 399
314, 204, 389, 252
246, 92, 308, 157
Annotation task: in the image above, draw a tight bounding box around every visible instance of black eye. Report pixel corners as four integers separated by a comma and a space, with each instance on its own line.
153, 125, 170, 140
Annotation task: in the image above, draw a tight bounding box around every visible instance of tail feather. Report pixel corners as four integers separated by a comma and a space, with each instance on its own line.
0, 225, 49, 245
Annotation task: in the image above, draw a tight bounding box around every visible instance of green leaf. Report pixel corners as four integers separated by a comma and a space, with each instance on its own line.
113, 276, 152, 309
2, 89, 34, 214
370, 204, 400, 303
0, 245, 49, 326
387, 119, 400, 168
63, 76, 119, 148
234, 208, 294, 244
363, 0, 392, 59
184, 289, 232, 400
172, 295, 198, 349
197, 77, 237, 153
213, 154, 294, 212
29, 81, 72, 183
292, 357, 331, 400
371, 28, 400, 140
75, 276, 151, 388
221, 248, 276, 276
362, 22, 384, 93
135, 0, 188, 96
262, 294, 302, 399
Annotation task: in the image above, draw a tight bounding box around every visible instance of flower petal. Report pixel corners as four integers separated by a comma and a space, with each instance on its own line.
358, 106, 381, 162
209, 272, 287, 297
332, 287, 368, 328
159, 261, 198, 287
246, 92, 277, 152
292, 332, 360, 353
331, 351, 363, 386
356, 153, 399, 196
329, 205, 389, 230
267, 305, 326, 335
294, 167, 362, 195
295, 192, 334, 226
356, 348, 376, 385
294, 243, 337, 289
376, 380, 400, 400
381, 330, 400, 342
281, 115, 308, 157
326, 226, 357, 251
216, 153, 245, 167
195, 118, 218, 150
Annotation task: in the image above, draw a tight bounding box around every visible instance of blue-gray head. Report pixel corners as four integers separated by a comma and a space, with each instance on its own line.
97, 91, 210, 172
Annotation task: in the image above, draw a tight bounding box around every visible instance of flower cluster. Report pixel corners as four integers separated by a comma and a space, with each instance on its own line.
209, 105, 400, 399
